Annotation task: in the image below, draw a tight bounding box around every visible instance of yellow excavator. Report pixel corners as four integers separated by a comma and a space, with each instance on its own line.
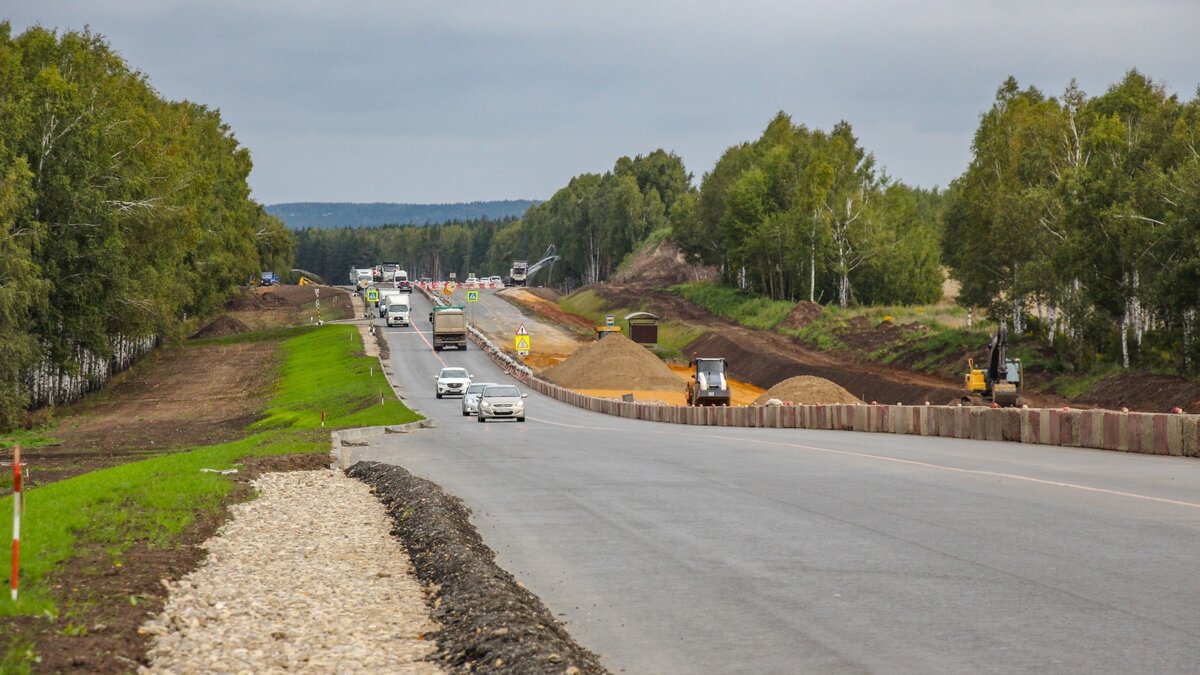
965, 323, 1023, 407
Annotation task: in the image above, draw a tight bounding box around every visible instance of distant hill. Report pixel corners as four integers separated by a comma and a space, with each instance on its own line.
265, 200, 538, 229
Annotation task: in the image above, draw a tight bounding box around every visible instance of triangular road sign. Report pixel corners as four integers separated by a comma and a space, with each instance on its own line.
515, 336, 530, 350
516, 323, 529, 335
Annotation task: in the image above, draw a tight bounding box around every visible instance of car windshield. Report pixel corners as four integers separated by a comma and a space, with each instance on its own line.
440, 369, 468, 379
389, 304, 407, 311
466, 383, 493, 394
483, 386, 520, 398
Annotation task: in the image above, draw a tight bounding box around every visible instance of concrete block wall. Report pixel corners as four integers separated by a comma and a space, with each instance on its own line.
450, 289, 1198, 457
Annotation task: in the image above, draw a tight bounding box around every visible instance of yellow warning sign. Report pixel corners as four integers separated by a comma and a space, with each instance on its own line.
443, 284, 454, 296
514, 335, 531, 353
298, 277, 312, 286
366, 288, 379, 303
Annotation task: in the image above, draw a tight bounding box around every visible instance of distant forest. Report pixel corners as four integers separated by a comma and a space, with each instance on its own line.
266, 200, 539, 229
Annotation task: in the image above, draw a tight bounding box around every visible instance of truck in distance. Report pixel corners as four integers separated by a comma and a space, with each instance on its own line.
431, 306, 468, 351
508, 260, 528, 286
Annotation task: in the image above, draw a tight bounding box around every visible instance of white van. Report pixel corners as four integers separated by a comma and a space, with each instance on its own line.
377, 288, 401, 316
386, 296, 411, 326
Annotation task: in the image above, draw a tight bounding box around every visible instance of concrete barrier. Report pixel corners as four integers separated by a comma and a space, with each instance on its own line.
436, 284, 1198, 458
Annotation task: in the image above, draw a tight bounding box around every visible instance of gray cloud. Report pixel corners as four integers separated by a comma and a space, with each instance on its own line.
7, 1, 1199, 202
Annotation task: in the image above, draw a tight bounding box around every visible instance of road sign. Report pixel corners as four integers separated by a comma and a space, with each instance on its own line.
516, 323, 528, 335
466, 290, 479, 303
366, 288, 379, 303
515, 335, 531, 355
605, 314, 615, 327
443, 284, 453, 297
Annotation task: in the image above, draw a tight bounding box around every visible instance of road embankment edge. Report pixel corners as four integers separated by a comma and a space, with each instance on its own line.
346, 461, 609, 674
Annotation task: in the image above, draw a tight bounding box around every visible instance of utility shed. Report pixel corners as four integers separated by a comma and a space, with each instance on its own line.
624, 311, 659, 347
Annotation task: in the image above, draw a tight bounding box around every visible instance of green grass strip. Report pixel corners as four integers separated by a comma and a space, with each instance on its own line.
1, 323, 420, 617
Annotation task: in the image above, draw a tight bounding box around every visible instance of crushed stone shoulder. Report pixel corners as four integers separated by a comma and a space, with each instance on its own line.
141, 469, 442, 673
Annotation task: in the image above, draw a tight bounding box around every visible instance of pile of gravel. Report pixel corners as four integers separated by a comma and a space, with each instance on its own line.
542, 332, 680, 390
347, 462, 607, 675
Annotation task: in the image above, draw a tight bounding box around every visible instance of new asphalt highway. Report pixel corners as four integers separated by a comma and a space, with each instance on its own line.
355, 289, 1200, 674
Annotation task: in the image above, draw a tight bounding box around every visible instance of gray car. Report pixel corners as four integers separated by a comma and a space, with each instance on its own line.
477, 384, 527, 423
461, 382, 497, 416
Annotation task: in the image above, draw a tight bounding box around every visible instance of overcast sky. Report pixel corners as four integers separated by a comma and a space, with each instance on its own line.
7, 1, 1200, 205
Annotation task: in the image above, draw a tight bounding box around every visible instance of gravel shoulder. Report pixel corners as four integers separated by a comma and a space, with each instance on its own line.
141, 469, 443, 673
348, 461, 607, 675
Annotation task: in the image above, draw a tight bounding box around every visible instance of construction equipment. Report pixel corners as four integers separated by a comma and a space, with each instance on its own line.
964, 323, 1023, 407
686, 357, 731, 406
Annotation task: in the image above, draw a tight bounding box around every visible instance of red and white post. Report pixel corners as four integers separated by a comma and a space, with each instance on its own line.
11, 443, 21, 601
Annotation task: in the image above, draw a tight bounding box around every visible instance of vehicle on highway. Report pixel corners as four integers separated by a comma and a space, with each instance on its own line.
489, 275, 503, 286
431, 306, 468, 351
386, 297, 411, 326
435, 367, 472, 398
394, 269, 412, 292
477, 384, 527, 422
461, 381, 498, 416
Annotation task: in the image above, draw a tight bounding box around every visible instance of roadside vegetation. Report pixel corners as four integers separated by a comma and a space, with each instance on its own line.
560, 289, 704, 361
0, 324, 418, 667
0, 23, 296, 431
670, 282, 795, 331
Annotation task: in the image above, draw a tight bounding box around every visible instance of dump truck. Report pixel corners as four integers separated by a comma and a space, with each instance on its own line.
431, 306, 468, 351
964, 322, 1023, 407
686, 357, 731, 406
508, 260, 528, 286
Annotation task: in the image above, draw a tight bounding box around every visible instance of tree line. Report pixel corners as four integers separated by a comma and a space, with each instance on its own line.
293, 149, 692, 288
0, 23, 294, 428
672, 113, 946, 306
944, 72, 1200, 372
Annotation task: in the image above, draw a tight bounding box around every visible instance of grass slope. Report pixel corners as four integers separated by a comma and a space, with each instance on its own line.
1, 324, 418, 618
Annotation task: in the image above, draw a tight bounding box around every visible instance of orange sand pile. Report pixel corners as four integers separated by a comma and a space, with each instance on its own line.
542, 333, 682, 390
753, 376, 863, 405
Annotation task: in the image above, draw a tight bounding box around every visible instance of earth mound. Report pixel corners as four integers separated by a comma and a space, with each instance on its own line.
225, 290, 288, 311
543, 332, 682, 390
190, 315, 250, 339
779, 301, 822, 331
753, 376, 863, 405
612, 238, 718, 287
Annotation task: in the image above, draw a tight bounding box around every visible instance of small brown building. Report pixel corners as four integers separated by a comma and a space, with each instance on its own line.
624, 311, 659, 347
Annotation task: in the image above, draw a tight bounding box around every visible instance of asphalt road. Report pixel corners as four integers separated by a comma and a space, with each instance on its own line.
360, 289, 1200, 674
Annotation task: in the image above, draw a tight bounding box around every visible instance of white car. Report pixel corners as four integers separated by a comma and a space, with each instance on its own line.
489, 276, 503, 286
435, 367, 472, 399
461, 382, 498, 416
477, 384, 527, 422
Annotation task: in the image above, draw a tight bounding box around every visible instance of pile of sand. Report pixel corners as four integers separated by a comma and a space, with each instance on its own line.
543, 333, 682, 390
190, 315, 251, 339
753, 376, 862, 405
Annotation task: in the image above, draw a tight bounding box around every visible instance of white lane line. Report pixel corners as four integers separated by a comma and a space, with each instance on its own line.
700, 432, 1200, 511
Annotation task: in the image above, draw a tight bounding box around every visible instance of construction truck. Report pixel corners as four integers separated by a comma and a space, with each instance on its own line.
508, 260, 528, 287
431, 306, 468, 351
686, 357, 731, 406
964, 323, 1023, 407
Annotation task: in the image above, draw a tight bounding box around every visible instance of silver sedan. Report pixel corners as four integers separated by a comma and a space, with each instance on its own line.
461, 382, 497, 416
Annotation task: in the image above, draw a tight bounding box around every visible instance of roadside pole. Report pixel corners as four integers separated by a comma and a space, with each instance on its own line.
11, 443, 21, 601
